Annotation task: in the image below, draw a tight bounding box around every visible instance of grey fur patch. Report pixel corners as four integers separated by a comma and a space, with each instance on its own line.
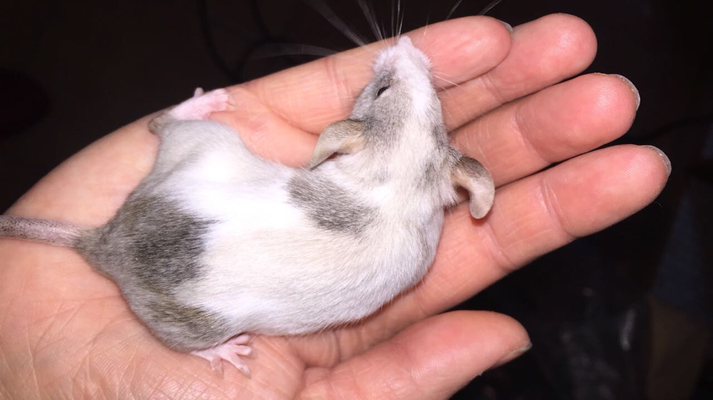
349, 69, 410, 149
79, 194, 214, 294
420, 161, 440, 188
75, 194, 227, 350
145, 296, 234, 350
288, 173, 376, 235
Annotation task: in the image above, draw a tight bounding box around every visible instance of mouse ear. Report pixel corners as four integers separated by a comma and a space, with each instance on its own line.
451, 155, 495, 219
309, 119, 365, 169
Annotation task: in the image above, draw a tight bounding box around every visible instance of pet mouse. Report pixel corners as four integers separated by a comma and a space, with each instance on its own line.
0, 36, 494, 376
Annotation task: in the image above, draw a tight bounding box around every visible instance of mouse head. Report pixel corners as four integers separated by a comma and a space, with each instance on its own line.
309, 37, 495, 219
309, 37, 442, 165
351, 36, 439, 134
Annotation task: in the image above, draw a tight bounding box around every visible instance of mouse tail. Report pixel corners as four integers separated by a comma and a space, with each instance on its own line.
0, 215, 84, 248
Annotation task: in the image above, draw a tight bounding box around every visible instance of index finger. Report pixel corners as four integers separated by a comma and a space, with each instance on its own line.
239, 16, 512, 134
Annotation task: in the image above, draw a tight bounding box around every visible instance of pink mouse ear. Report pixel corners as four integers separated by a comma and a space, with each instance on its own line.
451, 154, 495, 219
309, 119, 365, 169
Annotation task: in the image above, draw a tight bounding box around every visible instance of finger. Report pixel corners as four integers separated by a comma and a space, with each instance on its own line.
451, 73, 639, 186
412, 144, 670, 318
239, 16, 512, 133
301, 311, 530, 400
440, 13, 598, 129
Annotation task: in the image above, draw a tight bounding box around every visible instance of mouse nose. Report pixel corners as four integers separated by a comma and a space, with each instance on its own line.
397, 36, 413, 48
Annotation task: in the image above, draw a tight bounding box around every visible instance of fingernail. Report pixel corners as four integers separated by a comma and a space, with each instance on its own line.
499, 20, 513, 35
612, 74, 640, 111
643, 145, 672, 177
492, 343, 532, 368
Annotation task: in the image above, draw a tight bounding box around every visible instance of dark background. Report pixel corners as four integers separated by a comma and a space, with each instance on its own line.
1, 0, 712, 398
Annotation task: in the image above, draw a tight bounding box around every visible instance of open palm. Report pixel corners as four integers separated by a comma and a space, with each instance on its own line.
0, 15, 668, 399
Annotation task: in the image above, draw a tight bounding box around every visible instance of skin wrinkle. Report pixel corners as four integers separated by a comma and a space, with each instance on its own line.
322, 331, 345, 366
117, 350, 137, 399
382, 337, 421, 399
469, 120, 491, 171
341, 317, 383, 361
0, 387, 10, 399
540, 173, 577, 240
27, 329, 40, 398
53, 303, 86, 343
233, 85, 291, 145
76, 343, 95, 397
268, 354, 303, 396
242, 75, 327, 140
324, 54, 357, 124
501, 189, 551, 253
481, 215, 519, 273
399, 287, 431, 337
480, 67, 509, 109
402, 350, 428, 398
253, 75, 298, 130
437, 89, 465, 131
32, 303, 62, 355
338, 361, 370, 400
296, 333, 337, 368
225, 87, 276, 137
512, 101, 551, 166
424, 262, 472, 304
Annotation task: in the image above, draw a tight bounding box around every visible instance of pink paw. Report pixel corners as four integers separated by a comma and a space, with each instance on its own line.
169, 88, 233, 121
192, 334, 253, 377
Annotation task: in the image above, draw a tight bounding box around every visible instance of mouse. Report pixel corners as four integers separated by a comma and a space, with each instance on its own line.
0, 36, 494, 376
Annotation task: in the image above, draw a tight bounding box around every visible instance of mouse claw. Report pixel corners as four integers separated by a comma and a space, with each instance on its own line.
192, 335, 254, 377
209, 356, 224, 376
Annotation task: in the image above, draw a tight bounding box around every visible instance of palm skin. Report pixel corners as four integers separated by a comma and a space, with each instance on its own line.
0, 15, 668, 399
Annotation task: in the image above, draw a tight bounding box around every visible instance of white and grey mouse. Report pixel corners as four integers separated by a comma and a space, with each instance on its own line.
0, 36, 494, 376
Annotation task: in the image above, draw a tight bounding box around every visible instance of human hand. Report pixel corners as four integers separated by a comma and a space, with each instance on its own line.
0, 14, 668, 399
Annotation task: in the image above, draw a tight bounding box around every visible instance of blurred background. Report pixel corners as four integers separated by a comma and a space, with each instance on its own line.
1, 0, 711, 398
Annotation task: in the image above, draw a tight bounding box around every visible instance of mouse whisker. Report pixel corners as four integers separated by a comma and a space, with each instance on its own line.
445, 0, 464, 21
433, 73, 462, 90
379, 9, 388, 43
302, 0, 369, 47
422, 4, 432, 40
357, 0, 384, 42
390, 0, 395, 39
397, 0, 405, 39
478, 0, 504, 16
435, 81, 470, 129
250, 43, 339, 60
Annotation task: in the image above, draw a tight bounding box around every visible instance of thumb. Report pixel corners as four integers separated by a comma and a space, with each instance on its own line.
301, 310, 531, 400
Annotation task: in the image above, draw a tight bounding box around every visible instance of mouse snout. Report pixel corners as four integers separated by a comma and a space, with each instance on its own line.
394, 37, 430, 74
397, 36, 414, 48
374, 36, 431, 75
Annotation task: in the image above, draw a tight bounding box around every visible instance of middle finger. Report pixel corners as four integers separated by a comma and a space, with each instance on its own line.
452, 72, 640, 186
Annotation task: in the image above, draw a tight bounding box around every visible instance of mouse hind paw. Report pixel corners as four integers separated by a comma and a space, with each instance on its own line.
169, 88, 234, 121
148, 88, 234, 134
191, 334, 253, 377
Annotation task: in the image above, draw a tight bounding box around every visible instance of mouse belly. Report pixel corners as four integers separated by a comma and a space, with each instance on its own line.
179, 204, 445, 337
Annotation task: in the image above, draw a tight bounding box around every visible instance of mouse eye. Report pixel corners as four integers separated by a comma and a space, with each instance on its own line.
376, 85, 390, 98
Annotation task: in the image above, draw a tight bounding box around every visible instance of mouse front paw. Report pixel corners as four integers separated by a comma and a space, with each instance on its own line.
169, 88, 234, 121
191, 334, 253, 377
